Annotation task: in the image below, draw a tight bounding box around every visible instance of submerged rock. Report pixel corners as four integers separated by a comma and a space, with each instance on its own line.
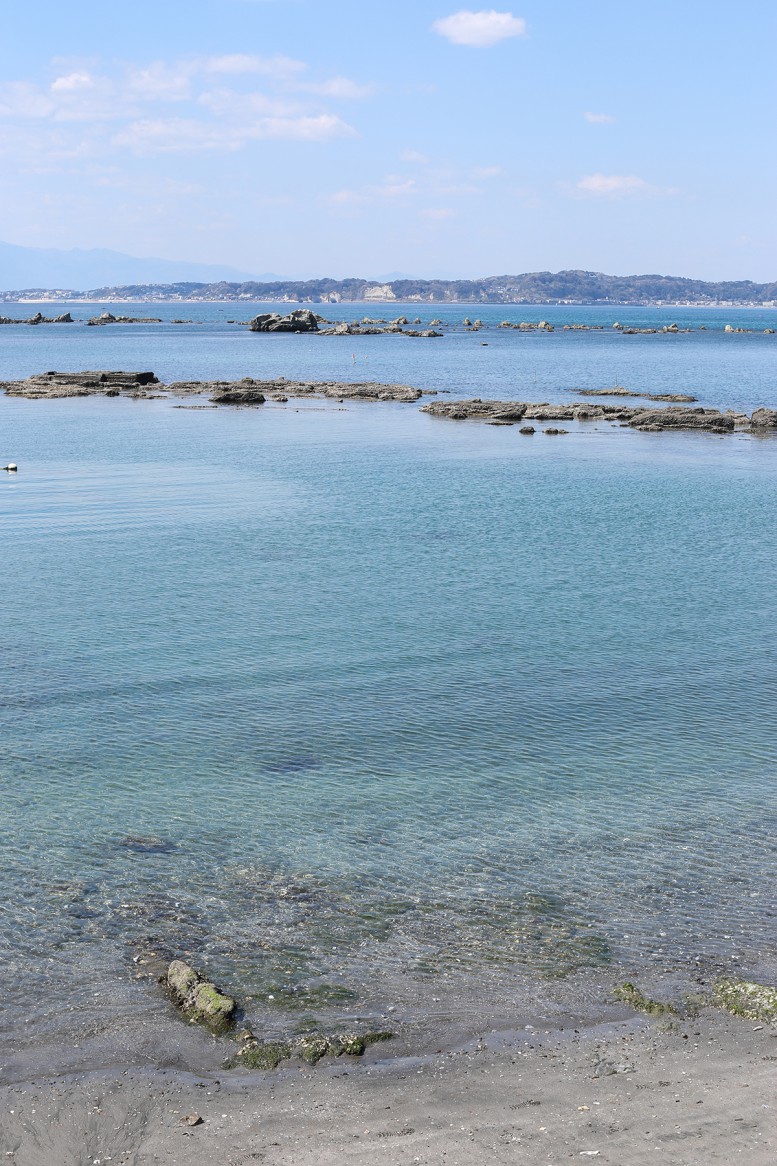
613, 982, 678, 1018
166, 960, 237, 1032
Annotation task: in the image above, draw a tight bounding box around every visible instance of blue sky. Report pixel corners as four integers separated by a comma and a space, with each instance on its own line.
0, 0, 775, 280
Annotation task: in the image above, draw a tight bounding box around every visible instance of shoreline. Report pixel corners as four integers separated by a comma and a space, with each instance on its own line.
2, 1009, 774, 1163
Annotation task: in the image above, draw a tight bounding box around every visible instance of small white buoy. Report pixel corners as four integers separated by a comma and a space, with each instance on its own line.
4, 463, 17, 472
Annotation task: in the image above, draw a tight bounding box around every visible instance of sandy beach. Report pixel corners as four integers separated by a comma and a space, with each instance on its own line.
1, 1009, 774, 1165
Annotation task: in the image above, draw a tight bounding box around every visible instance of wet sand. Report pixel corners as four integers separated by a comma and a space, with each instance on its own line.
2, 1011, 774, 1164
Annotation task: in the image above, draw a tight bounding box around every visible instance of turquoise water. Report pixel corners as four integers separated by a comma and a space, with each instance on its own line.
1, 307, 776, 1071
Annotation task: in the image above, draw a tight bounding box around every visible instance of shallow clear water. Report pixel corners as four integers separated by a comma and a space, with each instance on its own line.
1, 308, 776, 1070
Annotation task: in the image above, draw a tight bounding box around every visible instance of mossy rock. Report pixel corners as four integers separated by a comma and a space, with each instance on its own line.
298, 1035, 331, 1065
613, 982, 678, 1018
166, 959, 236, 1033
237, 1041, 292, 1070
714, 978, 777, 1022
229, 1029, 393, 1070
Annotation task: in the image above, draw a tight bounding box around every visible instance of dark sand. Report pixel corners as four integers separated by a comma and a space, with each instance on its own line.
2, 1011, 774, 1164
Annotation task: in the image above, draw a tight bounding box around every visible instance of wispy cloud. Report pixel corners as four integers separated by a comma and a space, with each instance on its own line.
583, 111, 615, 124
114, 114, 355, 154
0, 55, 367, 159
575, 173, 678, 198
432, 10, 527, 47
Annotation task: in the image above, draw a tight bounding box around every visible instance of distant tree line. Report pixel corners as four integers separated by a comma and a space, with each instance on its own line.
3, 270, 777, 304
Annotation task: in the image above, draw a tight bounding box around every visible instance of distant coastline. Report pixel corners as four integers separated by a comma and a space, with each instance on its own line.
2, 269, 777, 307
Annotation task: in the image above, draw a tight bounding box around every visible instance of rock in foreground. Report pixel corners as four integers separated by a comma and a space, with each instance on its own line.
167, 960, 236, 1033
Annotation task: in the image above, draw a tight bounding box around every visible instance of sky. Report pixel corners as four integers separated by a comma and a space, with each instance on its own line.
0, 0, 775, 281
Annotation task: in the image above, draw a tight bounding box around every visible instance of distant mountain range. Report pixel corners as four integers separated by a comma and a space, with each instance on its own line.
0, 241, 283, 292
1, 264, 776, 305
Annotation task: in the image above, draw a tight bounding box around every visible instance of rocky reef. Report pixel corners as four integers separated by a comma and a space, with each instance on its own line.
1, 370, 773, 432
421, 397, 755, 433
0, 311, 73, 325
0, 371, 422, 403
578, 387, 698, 403
87, 311, 161, 325
1, 370, 160, 398
171, 377, 424, 403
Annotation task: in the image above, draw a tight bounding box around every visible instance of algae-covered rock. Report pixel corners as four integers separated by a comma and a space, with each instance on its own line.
613, 982, 678, 1018
166, 959, 236, 1032
230, 1029, 393, 1070
714, 978, 777, 1022
298, 1035, 331, 1064
237, 1041, 292, 1070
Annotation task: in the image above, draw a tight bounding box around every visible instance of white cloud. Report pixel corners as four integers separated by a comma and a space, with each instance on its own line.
574, 173, 681, 199
400, 149, 430, 164
576, 173, 649, 197
301, 76, 375, 99
115, 113, 355, 154
0, 54, 363, 161
432, 10, 527, 47
200, 54, 306, 80
420, 207, 456, 220
51, 72, 95, 93
583, 111, 615, 124
471, 164, 502, 178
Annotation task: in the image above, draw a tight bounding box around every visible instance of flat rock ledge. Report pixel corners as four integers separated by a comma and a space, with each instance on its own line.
2, 372, 774, 431
1, 370, 160, 398
421, 398, 764, 432
0, 371, 422, 403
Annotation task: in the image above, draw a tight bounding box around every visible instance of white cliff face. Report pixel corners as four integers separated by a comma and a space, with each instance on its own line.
363, 284, 397, 301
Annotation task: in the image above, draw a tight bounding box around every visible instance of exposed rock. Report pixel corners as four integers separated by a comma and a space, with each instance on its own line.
714, 977, 777, 1022
751, 407, 777, 428
1, 370, 159, 398
519, 426, 535, 435
248, 309, 321, 333
166, 959, 236, 1032
234, 1030, 393, 1070
628, 407, 735, 432
544, 427, 568, 435
0, 311, 74, 324
422, 399, 528, 421
87, 312, 161, 325
209, 379, 266, 405
578, 387, 698, 403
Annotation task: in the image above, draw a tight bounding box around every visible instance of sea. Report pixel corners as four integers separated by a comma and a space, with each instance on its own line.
1, 302, 776, 1077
